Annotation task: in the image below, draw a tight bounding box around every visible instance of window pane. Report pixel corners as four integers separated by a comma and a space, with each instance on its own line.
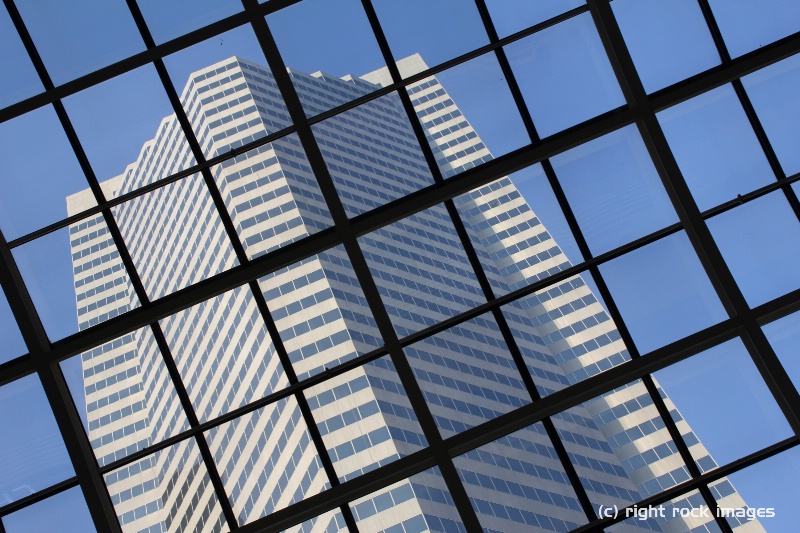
14, 220, 141, 341
454, 422, 588, 531
371, 0, 489, 78
205, 396, 328, 526
63, 64, 195, 194
1, 486, 95, 533
0, 374, 74, 504
279, 509, 346, 533
358, 204, 485, 337
654, 338, 792, 469
160, 285, 289, 422
405, 313, 530, 438
15, 0, 144, 85
707, 0, 800, 58
61, 327, 191, 467
0, 3, 43, 109
709, 446, 800, 531
312, 92, 435, 218
163, 26, 291, 161
304, 356, 427, 481
137, 0, 242, 44
269, 0, 386, 117
501, 273, 631, 394
658, 84, 774, 211
613, 0, 720, 93
599, 232, 727, 354
455, 165, 582, 299
214, 134, 333, 261
349, 466, 465, 533
409, 52, 527, 179
0, 105, 94, 241
103, 438, 228, 532
485, 0, 585, 39
259, 244, 383, 381
505, 12, 625, 138
112, 174, 239, 300
708, 192, 800, 306
558, 380, 697, 529
551, 125, 678, 256
742, 53, 800, 177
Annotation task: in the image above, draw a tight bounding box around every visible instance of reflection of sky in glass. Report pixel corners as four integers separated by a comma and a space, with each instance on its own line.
658, 84, 774, 211
551, 125, 677, 256
600, 232, 727, 355
0, 375, 74, 505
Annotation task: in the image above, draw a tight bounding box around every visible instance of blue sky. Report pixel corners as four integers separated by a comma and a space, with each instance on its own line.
2, 0, 800, 530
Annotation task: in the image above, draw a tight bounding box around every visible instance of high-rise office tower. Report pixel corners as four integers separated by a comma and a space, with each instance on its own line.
68, 55, 760, 533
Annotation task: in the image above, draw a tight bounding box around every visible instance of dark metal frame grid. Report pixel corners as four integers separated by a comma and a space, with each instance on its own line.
0, 0, 798, 532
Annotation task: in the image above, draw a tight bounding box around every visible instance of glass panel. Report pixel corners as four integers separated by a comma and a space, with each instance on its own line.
205, 396, 328, 526
742, 53, 800, 177
103, 438, 228, 532
137, 0, 243, 44
269, 0, 386, 117
654, 338, 792, 470
0, 374, 74, 504
658, 84, 774, 211
551, 125, 678, 256
213, 133, 333, 261
0, 3, 43, 109
160, 285, 288, 422
163, 25, 291, 161
112, 173, 238, 300
505, 12, 625, 138
370, 0, 489, 78
358, 204, 485, 337
405, 313, 530, 438
558, 380, 696, 526
454, 422, 588, 532
605, 490, 722, 533
61, 327, 191, 467
304, 355, 427, 481
599, 232, 727, 354
63, 64, 195, 194
709, 446, 800, 531
484, 0, 585, 38
1, 486, 95, 533
311, 92, 434, 218
14, 218, 141, 341
259, 244, 383, 380
0, 286, 26, 365
612, 0, 720, 93
502, 273, 631, 395
707, 0, 800, 58
408, 52, 528, 179
455, 165, 582, 299
0, 104, 94, 241
349, 466, 465, 533
15, 0, 144, 85
708, 192, 800, 306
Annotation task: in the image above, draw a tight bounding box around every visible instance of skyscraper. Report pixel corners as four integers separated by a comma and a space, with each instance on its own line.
68, 55, 760, 533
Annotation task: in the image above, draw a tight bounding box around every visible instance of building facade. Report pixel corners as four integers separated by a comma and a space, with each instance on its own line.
68, 55, 760, 533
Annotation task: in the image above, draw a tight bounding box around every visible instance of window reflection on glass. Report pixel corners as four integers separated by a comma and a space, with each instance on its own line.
505, 12, 625, 137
